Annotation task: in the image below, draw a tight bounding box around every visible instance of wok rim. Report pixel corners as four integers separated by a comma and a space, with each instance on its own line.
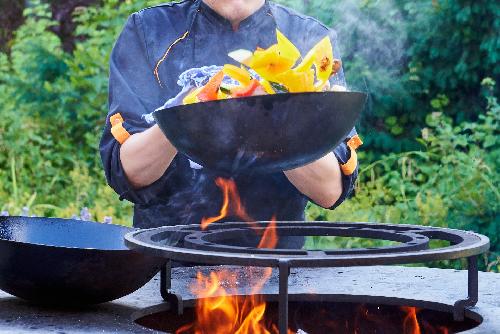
153, 90, 367, 114
0, 216, 137, 253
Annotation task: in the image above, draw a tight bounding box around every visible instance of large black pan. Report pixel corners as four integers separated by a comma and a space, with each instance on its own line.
154, 91, 366, 175
0, 216, 165, 305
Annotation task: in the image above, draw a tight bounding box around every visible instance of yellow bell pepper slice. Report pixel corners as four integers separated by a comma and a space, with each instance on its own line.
217, 89, 230, 100
276, 29, 300, 65
222, 64, 252, 86
241, 30, 300, 82
275, 68, 315, 93
259, 79, 276, 94
182, 87, 203, 105
247, 44, 296, 82
295, 36, 333, 84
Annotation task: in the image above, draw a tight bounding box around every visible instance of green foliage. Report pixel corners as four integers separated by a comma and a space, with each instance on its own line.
0, 0, 498, 272
306, 80, 500, 271
0, 0, 165, 225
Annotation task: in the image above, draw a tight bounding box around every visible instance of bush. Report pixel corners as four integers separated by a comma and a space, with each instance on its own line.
0, 0, 166, 224
306, 79, 500, 271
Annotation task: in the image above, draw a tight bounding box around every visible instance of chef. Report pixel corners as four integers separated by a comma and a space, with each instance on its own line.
100, 0, 361, 232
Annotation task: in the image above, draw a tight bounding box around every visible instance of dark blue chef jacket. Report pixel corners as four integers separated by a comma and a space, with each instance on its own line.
99, 0, 359, 229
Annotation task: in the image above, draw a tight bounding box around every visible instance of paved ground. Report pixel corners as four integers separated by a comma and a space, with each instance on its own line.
0, 266, 498, 333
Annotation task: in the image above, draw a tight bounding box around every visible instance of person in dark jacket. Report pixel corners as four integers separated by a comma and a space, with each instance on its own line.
100, 0, 361, 230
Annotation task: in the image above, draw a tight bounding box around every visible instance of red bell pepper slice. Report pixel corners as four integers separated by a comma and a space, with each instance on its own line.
197, 71, 225, 102
231, 79, 261, 97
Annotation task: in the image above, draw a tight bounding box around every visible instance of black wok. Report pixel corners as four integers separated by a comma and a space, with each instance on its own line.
0, 216, 165, 305
154, 91, 366, 174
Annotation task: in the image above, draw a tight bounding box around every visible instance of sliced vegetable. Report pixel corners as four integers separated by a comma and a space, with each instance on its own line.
269, 81, 289, 93
219, 86, 232, 95
183, 86, 203, 104
231, 79, 262, 97
296, 36, 333, 84
275, 68, 315, 93
331, 59, 342, 77
259, 79, 276, 94
228, 49, 253, 65
222, 64, 252, 86
197, 70, 225, 102
217, 89, 230, 100
183, 30, 342, 106
230, 30, 300, 83
276, 29, 301, 65
246, 44, 296, 82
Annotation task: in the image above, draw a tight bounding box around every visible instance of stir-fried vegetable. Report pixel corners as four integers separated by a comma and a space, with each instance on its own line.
184, 29, 343, 104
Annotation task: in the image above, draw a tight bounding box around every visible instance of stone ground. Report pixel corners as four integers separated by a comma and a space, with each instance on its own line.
0, 266, 498, 333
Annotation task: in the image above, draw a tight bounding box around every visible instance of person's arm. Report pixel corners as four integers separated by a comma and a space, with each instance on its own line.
100, 13, 180, 205
120, 125, 177, 189
284, 153, 342, 208
284, 26, 359, 209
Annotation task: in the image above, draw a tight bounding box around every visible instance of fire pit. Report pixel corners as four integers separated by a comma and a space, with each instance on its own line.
125, 221, 490, 334
135, 298, 481, 333
1, 265, 499, 333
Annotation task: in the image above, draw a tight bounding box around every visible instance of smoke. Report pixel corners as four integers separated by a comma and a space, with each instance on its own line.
276, 0, 408, 115
329, 0, 407, 87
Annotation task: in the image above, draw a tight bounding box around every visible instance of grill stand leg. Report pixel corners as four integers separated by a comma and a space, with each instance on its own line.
160, 260, 184, 315
278, 260, 290, 334
453, 256, 478, 321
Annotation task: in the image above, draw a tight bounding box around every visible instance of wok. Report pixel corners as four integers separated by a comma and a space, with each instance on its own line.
0, 216, 165, 305
154, 91, 366, 174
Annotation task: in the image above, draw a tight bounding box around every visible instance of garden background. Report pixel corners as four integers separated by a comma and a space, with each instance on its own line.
0, 0, 498, 271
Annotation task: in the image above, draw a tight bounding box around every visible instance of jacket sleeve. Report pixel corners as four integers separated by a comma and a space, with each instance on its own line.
99, 12, 174, 205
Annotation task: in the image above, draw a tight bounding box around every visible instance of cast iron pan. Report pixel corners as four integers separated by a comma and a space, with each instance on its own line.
0, 216, 165, 305
154, 91, 366, 175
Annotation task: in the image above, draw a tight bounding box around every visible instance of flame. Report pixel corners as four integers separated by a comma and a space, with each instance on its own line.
257, 218, 278, 249
401, 307, 421, 334
200, 178, 231, 229
201, 177, 255, 230
176, 270, 270, 334
189, 178, 441, 334
178, 219, 288, 334
438, 326, 449, 334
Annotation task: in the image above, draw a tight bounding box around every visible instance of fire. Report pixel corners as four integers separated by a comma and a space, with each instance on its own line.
189, 179, 442, 334
438, 326, 449, 334
175, 270, 270, 334
401, 306, 421, 334
177, 219, 284, 334
180, 176, 282, 334
201, 177, 254, 229
257, 218, 278, 249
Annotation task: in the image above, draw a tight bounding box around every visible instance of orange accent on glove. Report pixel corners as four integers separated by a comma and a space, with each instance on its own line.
340, 135, 363, 176
110, 113, 130, 144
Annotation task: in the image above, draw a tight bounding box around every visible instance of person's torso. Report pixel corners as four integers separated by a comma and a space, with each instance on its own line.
132, 0, 332, 228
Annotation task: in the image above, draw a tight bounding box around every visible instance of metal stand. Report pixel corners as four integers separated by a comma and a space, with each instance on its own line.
160, 260, 184, 315
278, 260, 290, 334
453, 256, 478, 321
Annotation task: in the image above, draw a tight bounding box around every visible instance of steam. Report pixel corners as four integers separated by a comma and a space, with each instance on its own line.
275, 0, 407, 95
330, 0, 406, 86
